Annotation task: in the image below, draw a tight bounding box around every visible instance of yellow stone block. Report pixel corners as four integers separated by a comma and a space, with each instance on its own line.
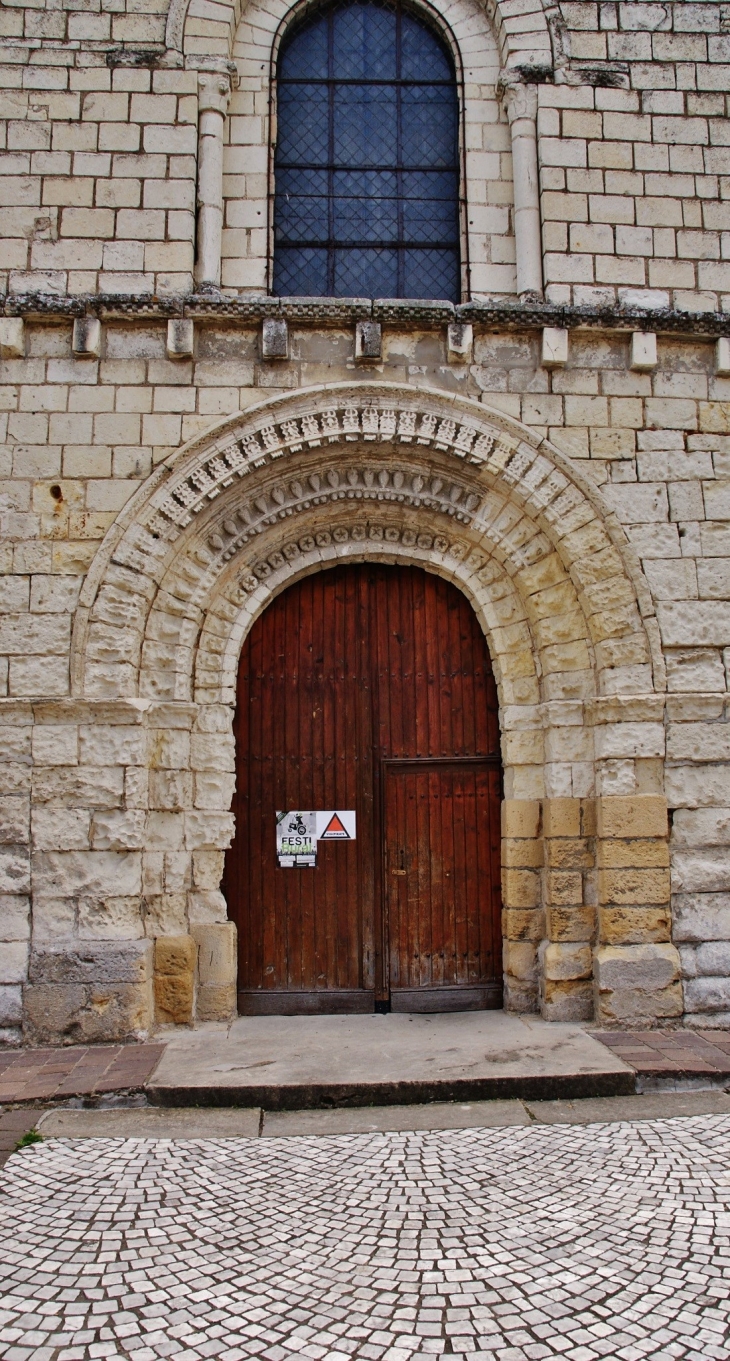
502, 907, 546, 941
597, 838, 670, 869
502, 836, 544, 868
501, 799, 541, 839
541, 978, 594, 1021
545, 869, 584, 906
546, 905, 595, 942
502, 730, 545, 765
581, 798, 597, 836
545, 837, 593, 869
598, 867, 671, 906
501, 868, 541, 908
599, 906, 671, 945
542, 797, 581, 839
597, 795, 668, 839
154, 934, 197, 1026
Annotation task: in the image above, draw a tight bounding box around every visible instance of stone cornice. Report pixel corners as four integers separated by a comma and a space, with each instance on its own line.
5, 292, 730, 338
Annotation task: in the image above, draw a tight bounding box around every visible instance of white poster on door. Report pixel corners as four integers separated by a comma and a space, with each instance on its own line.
276, 810, 317, 867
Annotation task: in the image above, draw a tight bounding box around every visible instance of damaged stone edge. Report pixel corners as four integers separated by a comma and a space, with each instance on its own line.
4, 292, 730, 338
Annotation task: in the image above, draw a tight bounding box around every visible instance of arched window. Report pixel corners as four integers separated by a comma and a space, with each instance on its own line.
272, 0, 461, 302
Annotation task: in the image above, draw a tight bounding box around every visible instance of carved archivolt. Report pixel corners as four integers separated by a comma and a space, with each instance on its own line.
144, 398, 518, 542
73, 383, 660, 716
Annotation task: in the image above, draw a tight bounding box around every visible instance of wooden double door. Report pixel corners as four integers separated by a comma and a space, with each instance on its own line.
225, 564, 503, 1014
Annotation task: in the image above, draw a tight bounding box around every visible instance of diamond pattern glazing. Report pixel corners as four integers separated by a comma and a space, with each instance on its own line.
273, 0, 460, 301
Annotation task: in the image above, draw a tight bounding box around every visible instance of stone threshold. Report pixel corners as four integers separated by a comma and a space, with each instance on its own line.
5, 291, 730, 338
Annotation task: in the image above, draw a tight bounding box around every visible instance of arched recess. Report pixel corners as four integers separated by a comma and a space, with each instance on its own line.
176, 0, 551, 294
70, 383, 666, 1022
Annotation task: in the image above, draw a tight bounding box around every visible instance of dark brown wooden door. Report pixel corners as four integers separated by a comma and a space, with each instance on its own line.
384, 762, 502, 1012
225, 564, 502, 1014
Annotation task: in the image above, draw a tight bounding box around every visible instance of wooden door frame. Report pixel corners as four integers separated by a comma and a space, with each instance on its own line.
379, 755, 503, 1010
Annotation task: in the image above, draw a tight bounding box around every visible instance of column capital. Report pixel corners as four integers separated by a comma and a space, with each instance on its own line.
498, 73, 538, 124
198, 70, 232, 117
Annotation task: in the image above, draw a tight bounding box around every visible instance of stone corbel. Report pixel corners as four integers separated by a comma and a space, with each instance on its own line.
499, 72, 543, 301
195, 69, 233, 291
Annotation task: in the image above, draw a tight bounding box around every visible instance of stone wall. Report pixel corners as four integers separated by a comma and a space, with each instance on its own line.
1, 0, 730, 1042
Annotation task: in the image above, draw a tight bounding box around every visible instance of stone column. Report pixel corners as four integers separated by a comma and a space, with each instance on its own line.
195, 70, 232, 291
502, 77, 543, 300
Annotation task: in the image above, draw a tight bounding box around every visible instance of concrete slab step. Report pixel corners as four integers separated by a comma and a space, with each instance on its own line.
146, 1012, 636, 1109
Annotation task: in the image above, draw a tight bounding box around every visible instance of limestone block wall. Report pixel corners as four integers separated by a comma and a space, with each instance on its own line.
0, 0, 729, 1041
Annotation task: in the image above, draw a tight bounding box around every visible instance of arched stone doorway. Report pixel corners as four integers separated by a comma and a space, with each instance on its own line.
225, 562, 503, 1014
63, 381, 680, 1032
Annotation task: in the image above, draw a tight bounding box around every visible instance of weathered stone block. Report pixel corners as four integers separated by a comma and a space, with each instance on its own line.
261, 318, 289, 360
503, 977, 538, 1014
502, 907, 545, 941
597, 838, 669, 868
503, 940, 537, 982
502, 837, 544, 867
0, 983, 21, 1027
542, 797, 581, 838
541, 978, 593, 1022
167, 318, 194, 360
32, 850, 142, 898
154, 933, 197, 1025
23, 979, 152, 1045
72, 317, 101, 359
673, 892, 730, 942
29, 940, 152, 985
502, 868, 541, 908
594, 943, 683, 1024
545, 838, 593, 869
598, 867, 671, 905
143, 893, 188, 936
0, 850, 30, 895
684, 976, 730, 1011
542, 941, 592, 981
545, 869, 584, 905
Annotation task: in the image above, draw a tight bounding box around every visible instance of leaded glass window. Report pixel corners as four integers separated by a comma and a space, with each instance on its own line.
272, 0, 461, 302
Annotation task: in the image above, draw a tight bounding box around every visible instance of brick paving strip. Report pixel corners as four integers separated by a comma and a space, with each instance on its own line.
0, 1044, 165, 1106
593, 1030, 730, 1084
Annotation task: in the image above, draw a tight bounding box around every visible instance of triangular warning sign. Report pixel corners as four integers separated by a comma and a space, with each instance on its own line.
321, 812, 350, 839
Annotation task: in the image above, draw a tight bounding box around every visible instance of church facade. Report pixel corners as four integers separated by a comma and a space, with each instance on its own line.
1, 0, 730, 1043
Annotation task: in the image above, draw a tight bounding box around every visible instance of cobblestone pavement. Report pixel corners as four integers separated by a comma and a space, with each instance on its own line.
1, 1116, 729, 1361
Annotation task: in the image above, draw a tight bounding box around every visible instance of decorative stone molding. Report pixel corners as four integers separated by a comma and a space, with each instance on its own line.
73, 383, 662, 735
142, 396, 519, 544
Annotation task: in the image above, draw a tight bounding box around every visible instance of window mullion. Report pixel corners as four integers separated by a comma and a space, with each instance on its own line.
327, 8, 335, 295
395, 1, 404, 299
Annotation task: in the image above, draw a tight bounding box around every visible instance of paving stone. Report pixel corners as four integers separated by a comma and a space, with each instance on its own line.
0, 1046, 165, 1103
1, 1115, 729, 1359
